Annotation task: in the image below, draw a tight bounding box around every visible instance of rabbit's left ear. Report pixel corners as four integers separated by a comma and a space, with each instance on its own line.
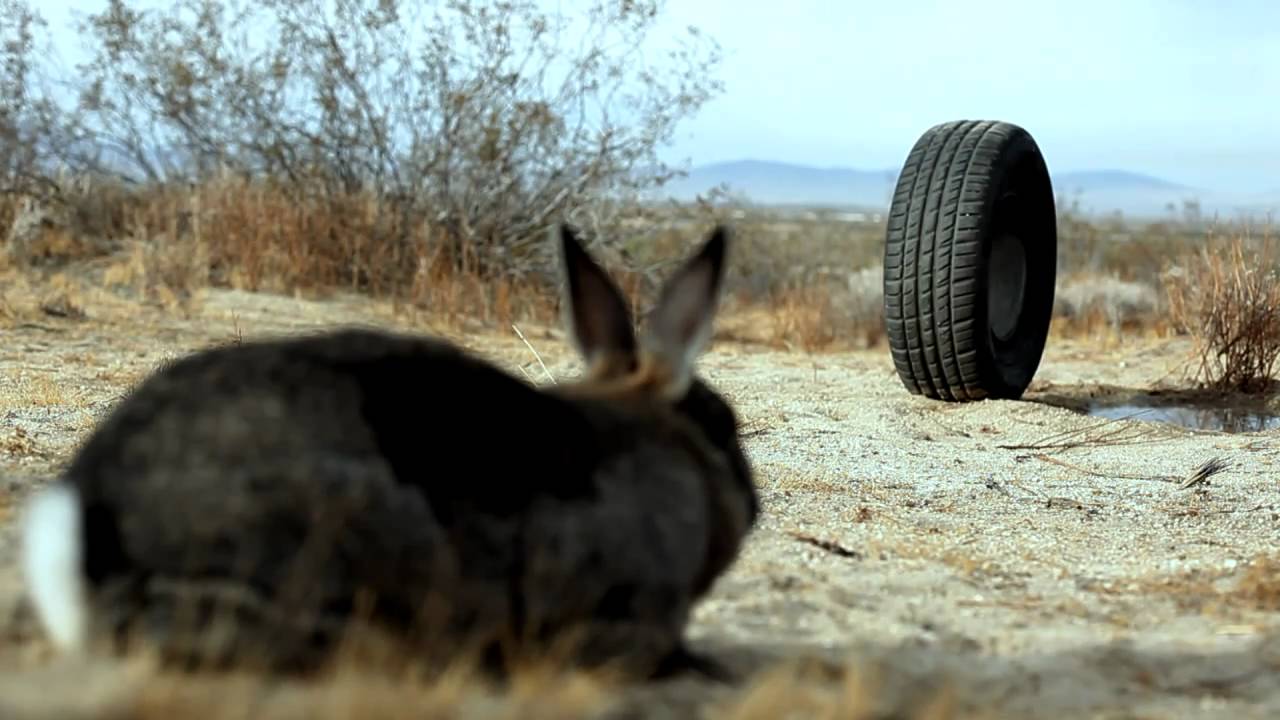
640, 225, 730, 399
557, 224, 638, 378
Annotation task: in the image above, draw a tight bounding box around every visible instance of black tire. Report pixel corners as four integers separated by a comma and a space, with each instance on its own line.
882, 120, 1057, 402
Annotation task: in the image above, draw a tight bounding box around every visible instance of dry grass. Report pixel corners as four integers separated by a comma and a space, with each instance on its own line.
1110, 552, 1280, 620
0, 427, 40, 458
2, 184, 896, 351
0, 647, 965, 720
0, 592, 966, 720
1, 178, 1270, 359
1164, 229, 1280, 392
0, 655, 616, 720
1051, 271, 1167, 338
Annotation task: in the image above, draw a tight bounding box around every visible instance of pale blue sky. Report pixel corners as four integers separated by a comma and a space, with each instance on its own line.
34, 0, 1280, 193
650, 0, 1279, 193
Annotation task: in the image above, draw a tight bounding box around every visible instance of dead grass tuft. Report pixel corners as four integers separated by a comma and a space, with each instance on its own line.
0, 426, 41, 458
768, 286, 849, 352
1164, 229, 1280, 392
1051, 272, 1166, 338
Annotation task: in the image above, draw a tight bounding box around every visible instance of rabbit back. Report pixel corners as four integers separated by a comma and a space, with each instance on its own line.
46, 328, 599, 668
24, 220, 760, 680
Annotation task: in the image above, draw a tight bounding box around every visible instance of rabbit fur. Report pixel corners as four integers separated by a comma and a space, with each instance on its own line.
20, 223, 759, 681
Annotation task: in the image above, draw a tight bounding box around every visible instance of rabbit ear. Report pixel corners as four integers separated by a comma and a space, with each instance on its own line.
557, 223, 638, 375
641, 225, 730, 399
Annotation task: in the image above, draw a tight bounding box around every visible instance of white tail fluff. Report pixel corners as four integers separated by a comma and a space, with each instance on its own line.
21, 482, 89, 652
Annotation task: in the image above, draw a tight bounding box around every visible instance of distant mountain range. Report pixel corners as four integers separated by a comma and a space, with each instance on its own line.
663, 160, 1280, 221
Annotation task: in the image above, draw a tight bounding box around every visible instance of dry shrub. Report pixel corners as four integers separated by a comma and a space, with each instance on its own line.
1163, 230, 1280, 392
767, 286, 843, 351
96, 178, 564, 327
1055, 196, 1204, 285
841, 264, 888, 346
764, 273, 885, 353
128, 179, 414, 296
671, 212, 888, 351
405, 242, 566, 330
18, 172, 1263, 352
0, 193, 20, 251
1052, 272, 1163, 336
1, 178, 136, 267
101, 234, 210, 313
2, 195, 100, 266
0, 192, 21, 256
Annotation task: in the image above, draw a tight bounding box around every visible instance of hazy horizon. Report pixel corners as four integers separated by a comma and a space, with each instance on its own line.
32, 0, 1280, 195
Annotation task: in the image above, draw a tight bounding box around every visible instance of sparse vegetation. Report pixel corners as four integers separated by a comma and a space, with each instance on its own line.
3, 0, 725, 282
9, 180, 1270, 357
0, 648, 964, 720
2, 0, 1273, 359
1163, 229, 1280, 392
5, 0, 1280, 717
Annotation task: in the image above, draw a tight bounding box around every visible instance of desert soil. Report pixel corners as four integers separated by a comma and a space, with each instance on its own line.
2, 284, 1280, 719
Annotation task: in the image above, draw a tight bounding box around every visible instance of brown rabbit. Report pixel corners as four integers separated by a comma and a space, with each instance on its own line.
21, 223, 759, 681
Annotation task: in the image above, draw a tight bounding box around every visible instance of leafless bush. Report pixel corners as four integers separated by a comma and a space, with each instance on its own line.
1164, 231, 1280, 392
1056, 193, 1204, 286
0, 0, 60, 199
844, 264, 884, 324
1053, 274, 1161, 330
46, 0, 722, 283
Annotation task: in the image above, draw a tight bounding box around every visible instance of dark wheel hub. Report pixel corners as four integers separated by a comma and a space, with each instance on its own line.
987, 230, 1027, 342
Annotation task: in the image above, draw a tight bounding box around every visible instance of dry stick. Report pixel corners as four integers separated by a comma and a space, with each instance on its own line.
1032, 453, 1158, 481
1032, 453, 1235, 487
512, 324, 556, 385
999, 412, 1163, 452
1199, 503, 1275, 515
987, 473, 1099, 511
787, 531, 861, 559
999, 410, 1147, 451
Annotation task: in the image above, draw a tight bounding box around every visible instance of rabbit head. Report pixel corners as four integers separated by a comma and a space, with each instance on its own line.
551, 223, 759, 589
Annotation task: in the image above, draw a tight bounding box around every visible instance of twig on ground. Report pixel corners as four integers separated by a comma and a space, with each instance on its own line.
1030, 453, 1155, 481
983, 475, 1046, 502
998, 412, 1164, 452
788, 531, 862, 560
1027, 452, 1236, 489
1044, 496, 1101, 514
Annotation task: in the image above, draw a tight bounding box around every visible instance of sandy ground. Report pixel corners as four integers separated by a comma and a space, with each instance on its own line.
2, 284, 1280, 719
